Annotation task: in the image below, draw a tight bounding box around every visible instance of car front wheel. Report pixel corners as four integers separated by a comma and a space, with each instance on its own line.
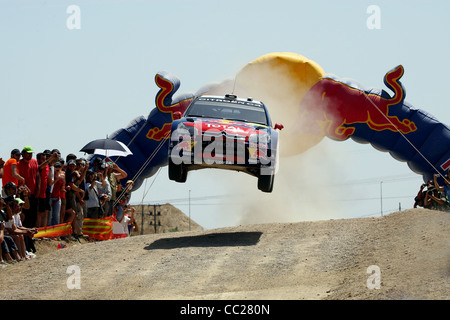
168, 159, 187, 183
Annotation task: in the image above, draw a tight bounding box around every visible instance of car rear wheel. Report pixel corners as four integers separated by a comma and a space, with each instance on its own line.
258, 172, 274, 193
168, 159, 187, 183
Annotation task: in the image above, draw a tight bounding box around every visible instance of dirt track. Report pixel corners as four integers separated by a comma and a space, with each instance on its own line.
1, 208, 449, 300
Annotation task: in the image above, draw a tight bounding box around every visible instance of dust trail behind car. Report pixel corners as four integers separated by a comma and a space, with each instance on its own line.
198, 53, 349, 224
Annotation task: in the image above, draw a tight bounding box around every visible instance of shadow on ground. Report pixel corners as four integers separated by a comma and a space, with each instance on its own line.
144, 231, 262, 250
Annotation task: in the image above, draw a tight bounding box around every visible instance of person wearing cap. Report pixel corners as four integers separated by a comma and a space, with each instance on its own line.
433, 171, 450, 211
3, 182, 18, 197
17, 146, 39, 229
49, 161, 64, 226
4, 197, 38, 260
3, 182, 30, 211
63, 159, 85, 227
35, 151, 59, 227
2, 149, 25, 196
105, 158, 127, 217
0, 197, 22, 263
20, 148, 59, 228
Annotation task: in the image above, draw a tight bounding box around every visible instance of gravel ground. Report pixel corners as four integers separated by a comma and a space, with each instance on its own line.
1, 208, 449, 300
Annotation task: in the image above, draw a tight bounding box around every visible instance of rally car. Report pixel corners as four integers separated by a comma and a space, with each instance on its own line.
168, 94, 283, 192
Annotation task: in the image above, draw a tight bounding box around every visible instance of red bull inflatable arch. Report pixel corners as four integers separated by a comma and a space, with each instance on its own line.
90, 52, 450, 190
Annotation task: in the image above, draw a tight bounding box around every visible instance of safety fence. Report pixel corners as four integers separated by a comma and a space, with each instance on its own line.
33, 217, 128, 240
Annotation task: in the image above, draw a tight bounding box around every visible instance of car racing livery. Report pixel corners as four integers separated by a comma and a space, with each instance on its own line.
168, 94, 283, 192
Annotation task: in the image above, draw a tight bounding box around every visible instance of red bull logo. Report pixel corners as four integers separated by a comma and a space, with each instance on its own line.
146, 73, 194, 141
299, 65, 417, 141
441, 158, 450, 171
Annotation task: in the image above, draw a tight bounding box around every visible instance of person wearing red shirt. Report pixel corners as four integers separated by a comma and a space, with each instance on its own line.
17, 146, 39, 228
2, 149, 25, 195
49, 161, 65, 226
36, 152, 53, 228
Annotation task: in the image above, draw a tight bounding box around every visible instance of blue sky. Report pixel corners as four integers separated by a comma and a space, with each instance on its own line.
1, 0, 449, 229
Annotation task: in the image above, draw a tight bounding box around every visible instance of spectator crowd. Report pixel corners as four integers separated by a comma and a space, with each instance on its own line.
0, 146, 138, 266
414, 171, 450, 212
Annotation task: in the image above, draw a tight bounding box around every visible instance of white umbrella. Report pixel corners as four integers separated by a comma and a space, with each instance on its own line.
80, 139, 133, 157
93, 141, 133, 157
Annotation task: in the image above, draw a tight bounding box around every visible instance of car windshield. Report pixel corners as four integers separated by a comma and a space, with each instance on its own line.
186, 98, 269, 125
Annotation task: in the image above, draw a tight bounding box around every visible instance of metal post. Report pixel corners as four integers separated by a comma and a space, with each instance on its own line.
153, 204, 157, 233
140, 205, 144, 235
189, 190, 191, 231
380, 181, 383, 216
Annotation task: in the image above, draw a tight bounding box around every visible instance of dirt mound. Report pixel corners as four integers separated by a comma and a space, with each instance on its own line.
131, 203, 203, 235
0, 208, 449, 300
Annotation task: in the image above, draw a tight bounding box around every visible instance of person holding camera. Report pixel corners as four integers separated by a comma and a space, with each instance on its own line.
4, 197, 38, 260
64, 159, 85, 225
86, 170, 106, 219
104, 158, 127, 217
433, 172, 450, 211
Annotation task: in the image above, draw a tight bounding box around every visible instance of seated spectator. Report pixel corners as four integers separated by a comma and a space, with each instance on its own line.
3, 182, 36, 254
5, 197, 38, 260
0, 224, 22, 264
0, 197, 22, 263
